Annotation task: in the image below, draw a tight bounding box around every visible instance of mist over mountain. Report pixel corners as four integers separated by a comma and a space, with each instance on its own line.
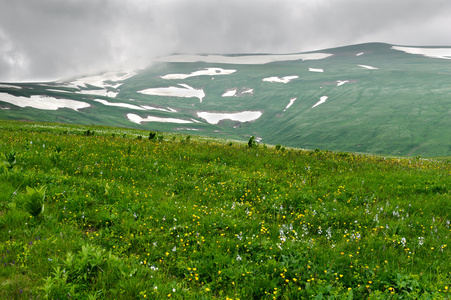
1, 0, 450, 82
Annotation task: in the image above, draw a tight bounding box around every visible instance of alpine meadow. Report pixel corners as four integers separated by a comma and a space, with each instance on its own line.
1, 42, 451, 299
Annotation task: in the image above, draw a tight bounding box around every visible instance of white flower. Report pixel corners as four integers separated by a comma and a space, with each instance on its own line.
236, 255, 242, 261
418, 237, 424, 246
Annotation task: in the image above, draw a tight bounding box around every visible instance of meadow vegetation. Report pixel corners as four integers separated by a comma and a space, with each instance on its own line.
0, 120, 450, 299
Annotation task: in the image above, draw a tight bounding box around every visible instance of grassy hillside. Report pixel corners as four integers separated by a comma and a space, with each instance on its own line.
0, 120, 450, 299
1, 43, 451, 157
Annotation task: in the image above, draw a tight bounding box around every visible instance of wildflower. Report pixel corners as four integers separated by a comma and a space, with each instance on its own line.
401, 237, 406, 248
418, 237, 424, 246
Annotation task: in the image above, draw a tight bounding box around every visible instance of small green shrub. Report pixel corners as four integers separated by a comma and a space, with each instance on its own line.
248, 136, 257, 148
84, 129, 95, 136
4, 151, 16, 169
148, 132, 156, 140
23, 185, 46, 218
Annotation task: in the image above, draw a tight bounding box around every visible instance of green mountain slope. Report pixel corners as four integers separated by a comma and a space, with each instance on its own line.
1, 43, 451, 156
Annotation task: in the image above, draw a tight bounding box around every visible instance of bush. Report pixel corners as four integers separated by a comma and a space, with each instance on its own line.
248, 136, 257, 148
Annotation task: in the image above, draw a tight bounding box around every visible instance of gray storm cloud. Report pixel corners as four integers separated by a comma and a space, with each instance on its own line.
0, 0, 450, 82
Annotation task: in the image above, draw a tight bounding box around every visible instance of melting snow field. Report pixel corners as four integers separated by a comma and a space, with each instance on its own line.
358, 65, 378, 70
127, 113, 193, 124
284, 98, 297, 111
157, 53, 333, 64
138, 84, 205, 102
197, 111, 262, 125
309, 68, 324, 72
312, 96, 328, 108
64, 70, 137, 89
263, 76, 298, 83
0, 92, 90, 111
392, 46, 451, 60
161, 68, 236, 79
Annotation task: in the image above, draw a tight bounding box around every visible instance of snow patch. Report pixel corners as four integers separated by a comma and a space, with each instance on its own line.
176, 128, 200, 131
284, 98, 297, 112
0, 92, 90, 111
161, 68, 236, 79
337, 80, 349, 86
94, 99, 144, 110
263, 76, 298, 83
358, 65, 378, 70
140, 105, 176, 113
64, 70, 137, 89
197, 111, 262, 125
45, 89, 73, 93
127, 113, 193, 124
312, 96, 328, 108
392, 46, 451, 60
95, 99, 176, 113
356, 52, 364, 56
242, 88, 254, 94
309, 68, 324, 72
157, 53, 333, 64
138, 84, 205, 102
222, 89, 237, 97
0, 84, 22, 89
78, 89, 118, 98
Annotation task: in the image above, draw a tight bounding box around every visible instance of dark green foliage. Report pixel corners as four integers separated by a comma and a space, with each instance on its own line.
4, 151, 16, 169
248, 135, 257, 148
148, 132, 156, 140
83, 129, 95, 136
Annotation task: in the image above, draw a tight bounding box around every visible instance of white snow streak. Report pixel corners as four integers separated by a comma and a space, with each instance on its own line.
0, 92, 90, 111
392, 46, 451, 60
197, 111, 262, 125
312, 96, 328, 108
263, 76, 298, 83
161, 68, 236, 79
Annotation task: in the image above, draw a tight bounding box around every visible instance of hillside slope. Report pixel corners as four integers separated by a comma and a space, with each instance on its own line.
1, 43, 451, 156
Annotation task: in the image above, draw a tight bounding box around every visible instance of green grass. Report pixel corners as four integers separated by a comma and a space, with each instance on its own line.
0, 120, 450, 299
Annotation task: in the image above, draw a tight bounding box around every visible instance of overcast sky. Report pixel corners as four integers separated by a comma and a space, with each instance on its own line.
1, 0, 450, 82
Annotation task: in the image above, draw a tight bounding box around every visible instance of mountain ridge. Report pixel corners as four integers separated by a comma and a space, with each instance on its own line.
1, 42, 451, 157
